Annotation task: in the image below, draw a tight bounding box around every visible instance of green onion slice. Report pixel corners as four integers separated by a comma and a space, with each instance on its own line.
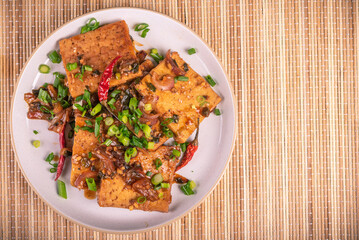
134, 23, 149, 31
147, 141, 155, 150
90, 103, 102, 116
33, 130, 39, 135
66, 62, 78, 71
107, 125, 120, 136
137, 196, 147, 204
38, 64, 50, 74
154, 158, 162, 170
83, 65, 93, 71
57, 180, 67, 199
110, 89, 121, 98
175, 76, 189, 83
161, 182, 170, 189
32, 140, 40, 148
181, 184, 194, 195
205, 75, 216, 87
38, 89, 52, 104
102, 139, 112, 146
158, 192, 164, 198
104, 117, 114, 126
129, 97, 138, 112
95, 117, 102, 137
48, 50, 62, 63
187, 48, 196, 55
141, 124, 151, 138
140, 28, 150, 38
146, 171, 152, 176
81, 18, 100, 34
50, 168, 57, 173
172, 149, 181, 158
86, 178, 97, 191
151, 173, 163, 185
125, 147, 138, 163
214, 108, 221, 116
83, 89, 92, 108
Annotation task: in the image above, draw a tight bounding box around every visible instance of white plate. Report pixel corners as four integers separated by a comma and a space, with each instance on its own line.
11, 8, 236, 233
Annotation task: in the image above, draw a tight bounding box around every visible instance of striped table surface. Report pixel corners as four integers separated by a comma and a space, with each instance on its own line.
1, 1, 358, 239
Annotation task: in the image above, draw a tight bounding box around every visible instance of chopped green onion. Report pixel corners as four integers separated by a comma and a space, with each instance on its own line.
162, 126, 174, 138
39, 106, 54, 119
50, 168, 57, 173
146, 82, 156, 92
175, 76, 189, 83
38, 89, 52, 104
75, 95, 83, 102
86, 178, 97, 191
134, 23, 149, 31
180, 142, 189, 152
110, 89, 121, 98
141, 124, 151, 138
48, 50, 61, 63
57, 83, 69, 101
121, 115, 128, 124
102, 139, 112, 146
147, 141, 155, 150
154, 185, 162, 190
172, 149, 181, 158
188, 180, 196, 190
158, 192, 164, 198
33, 130, 39, 135
149, 49, 164, 63
80, 126, 94, 133
90, 103, 102, 116
146, 171, 152, 176
107, 125, 120, 136
151, 173, 163, 185
53, 72, 65, 88
196, 95, 205, 103
119, 136, 130, 146
187, 48, 196, 55
57, 180, 67, 199
104, 117, 114, 126
95, 117, 103, 137
181, 184, 194, 195
125, 147, 137, 163
161, 182, 170, 189
66, 62, 78, 71
107, 98, 116, 110
129, 98, 138, 112
205, 75, 216, 87
81, 18, 100, 34
83, 65, 93, 71
144, 104, 152, 112
88, 152, 92, 159
45, 152, 54, 162
75, 73, 83, 81
32, 140, 40, 148
74, 125, 80, 133
140, 28, 150, 38
137, 196, 147, 204
74, 103, 85, 112
38, 64, 50, 74
83, 89, 92, 108
214, 108, 221, 116
134, 108, 142, 117
161, 118, 173, 126
85, 120, 93, 126
154, 158, 162, 170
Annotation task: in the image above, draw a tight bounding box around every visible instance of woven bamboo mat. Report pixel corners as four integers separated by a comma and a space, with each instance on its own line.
1, 0, 358, 239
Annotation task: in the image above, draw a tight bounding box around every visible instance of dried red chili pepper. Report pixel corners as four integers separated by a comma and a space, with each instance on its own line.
55, 126, 66, 181
98, 55, 122, 102
175, 120, 199, 172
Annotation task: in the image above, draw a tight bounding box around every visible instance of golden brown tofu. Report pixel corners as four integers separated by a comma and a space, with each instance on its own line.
70, 116, 98, 188
97, 146, 178, 212
59, 20, 145, 98
135, 51, 222, 143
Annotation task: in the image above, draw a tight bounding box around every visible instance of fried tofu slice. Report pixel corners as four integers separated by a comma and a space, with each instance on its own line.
70, 116, 98, 188
97, 146, 178, 212
135, 51, 222, 143
59, 20, 150, 98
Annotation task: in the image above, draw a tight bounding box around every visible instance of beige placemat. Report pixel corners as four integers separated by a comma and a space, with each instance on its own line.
1, 0, 358, 239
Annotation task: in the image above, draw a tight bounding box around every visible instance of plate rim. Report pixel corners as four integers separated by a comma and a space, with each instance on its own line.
10, 7, 238, 234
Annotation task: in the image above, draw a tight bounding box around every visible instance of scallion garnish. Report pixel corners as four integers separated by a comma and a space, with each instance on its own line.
66, 62, 78, 71
149, 49, 164, 63
141, 124, 152, 138
95, 117, 102, 137
86, 178, 97, 191
85, 120, 93, 126
81, 18, 100, 34
110, 89, 121, 98
83, 89, 92, 108
214, 108, 221, 116
147, 141, 155, 150
129, 97, 138, 112
154, 158, 162, 170
80, 126, 94, 133
102, 139, 112, 146
175, 76, 189, 83
50, 168, 57, 173
57, 180, 67, 199
90, 103, 102, 116
187, 48, 196, 55
140, 28, 150, 38
83, 65, 93, 71
134, 108, 143, 117
88, 152, 92, 159
33, 130, 39, 135
107, 98, 116, 110
125, 147, 138, 163
104, 117, 114, 126
151, 173, 163, 185
172, 149, 181, 158
161, 182, 170, 189
180, 180, 196, 195
38, 89, 52, 104
134, 23, 149, 31
75, 73, 83, 81
48, 50, 62, 63
205, 75, 216, 87
144, 104, 152, 112
32, 140, 40, 148
158, 192, 164, 198
38, 64, 50, 74
53, 72, 65, 88
146, 171, 152, 176
161, 126, 174, 138
107, 125, 120, 136
74, 103, 85, 112
137, 196, 147, 204
180, 142, 189, 152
